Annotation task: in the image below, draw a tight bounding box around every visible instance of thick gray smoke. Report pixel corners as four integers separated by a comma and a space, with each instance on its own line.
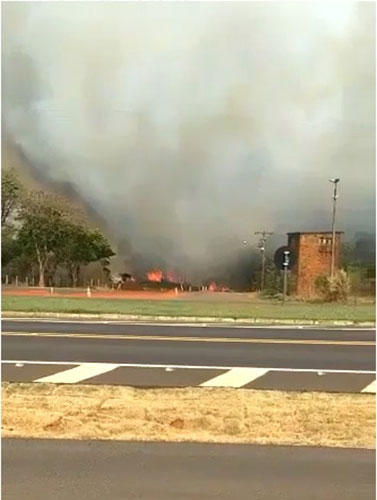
2, 2, 375, 279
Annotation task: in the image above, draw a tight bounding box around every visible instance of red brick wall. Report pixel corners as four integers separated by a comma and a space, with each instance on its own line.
288, 233, 342, 297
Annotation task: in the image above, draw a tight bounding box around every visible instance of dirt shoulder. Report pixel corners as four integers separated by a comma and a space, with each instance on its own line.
2, 383, 375, 449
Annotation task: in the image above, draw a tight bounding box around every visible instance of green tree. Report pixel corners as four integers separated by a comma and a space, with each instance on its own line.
17, 191, 74, 287
263, 265, 283, 296
5, 181, 115, 287
1, 168, 22, 226
2, 169, 23, 273
56, 224, 115, 286
1, 226, 22, 269
340, 242, 355, 270
262, 263, 296, 298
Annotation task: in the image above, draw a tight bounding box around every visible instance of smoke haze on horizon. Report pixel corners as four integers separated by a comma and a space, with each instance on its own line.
2, 2, 375, 278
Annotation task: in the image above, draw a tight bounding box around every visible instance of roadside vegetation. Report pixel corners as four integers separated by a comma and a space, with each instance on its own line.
263, 262, 375, 304
2, 168, 114, 288
2, 383, 375, 449
2, 295, 375, 322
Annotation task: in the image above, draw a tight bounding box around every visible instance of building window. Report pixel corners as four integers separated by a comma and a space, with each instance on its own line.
319, 237, 331, 245
319, 237, 332, 252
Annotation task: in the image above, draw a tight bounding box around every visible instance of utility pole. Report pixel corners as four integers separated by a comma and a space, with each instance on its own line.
329, 178, 340, 278
254, 231, 273, 291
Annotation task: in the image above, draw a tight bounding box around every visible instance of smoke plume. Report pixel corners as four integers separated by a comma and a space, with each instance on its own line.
2, 2, 375, 280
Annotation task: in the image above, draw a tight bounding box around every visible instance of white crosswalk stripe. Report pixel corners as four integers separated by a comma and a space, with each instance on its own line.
34, 363, 119, 384
361, 380, 376, 393
200, 367, 269, 388
2, 359, 373, 392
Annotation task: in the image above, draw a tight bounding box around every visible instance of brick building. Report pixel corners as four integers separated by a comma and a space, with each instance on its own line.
287, 231, 343, 297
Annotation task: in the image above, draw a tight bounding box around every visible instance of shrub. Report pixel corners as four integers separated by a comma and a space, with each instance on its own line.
262, 266, 296, 299
315, 270, 351, 303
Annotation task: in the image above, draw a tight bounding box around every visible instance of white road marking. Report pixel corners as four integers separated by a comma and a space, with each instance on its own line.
361, 380, 376, 393
34, 363, 119, 384
2, 359, 375, 375
200, 367, 269, 387
2, 318, 374, 330
4, 331, 373, 346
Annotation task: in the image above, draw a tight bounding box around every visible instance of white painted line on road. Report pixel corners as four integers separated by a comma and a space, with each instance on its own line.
361, 380, 376, 393
2, 360, 375, 375
34, 363, 119, 384
4, 331, 374, 346
3, 318, 374, 330
200, 367, 269, 387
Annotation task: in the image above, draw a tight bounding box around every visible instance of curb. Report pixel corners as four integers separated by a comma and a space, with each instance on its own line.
1, 311, 375, 327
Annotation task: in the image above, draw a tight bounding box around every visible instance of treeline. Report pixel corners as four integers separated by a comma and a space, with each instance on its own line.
2, 169, 115, 287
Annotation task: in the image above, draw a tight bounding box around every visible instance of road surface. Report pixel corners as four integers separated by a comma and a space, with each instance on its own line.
2, 439, 374, 500
2, 320, 375, 391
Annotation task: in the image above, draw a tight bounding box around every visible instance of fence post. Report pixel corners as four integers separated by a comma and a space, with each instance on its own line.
15, 276, 19, 287
5, 275, 9, 285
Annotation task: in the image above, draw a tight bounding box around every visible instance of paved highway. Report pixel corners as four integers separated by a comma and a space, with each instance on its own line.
2, 320, 375, 370
2, 319, 376, 340
2, 320, 375, 391
2, 439, 374, 500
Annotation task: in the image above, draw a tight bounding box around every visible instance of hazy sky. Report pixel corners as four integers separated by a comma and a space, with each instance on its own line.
2, 1, 375, 275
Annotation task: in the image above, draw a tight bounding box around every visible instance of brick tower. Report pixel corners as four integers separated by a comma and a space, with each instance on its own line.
287, 231, 343, 297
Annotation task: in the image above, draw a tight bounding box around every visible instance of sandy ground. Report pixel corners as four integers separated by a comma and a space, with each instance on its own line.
1, 287, 262, 302
3, 287, 374, 304
2, 383, 375, 449
2, 287, 180, 300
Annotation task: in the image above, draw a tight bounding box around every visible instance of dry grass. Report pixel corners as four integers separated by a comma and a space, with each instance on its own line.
2, 382, 375, 449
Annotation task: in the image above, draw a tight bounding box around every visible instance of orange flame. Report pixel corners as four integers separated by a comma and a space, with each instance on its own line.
208, 282, 230, 292
146, 269, 163, 282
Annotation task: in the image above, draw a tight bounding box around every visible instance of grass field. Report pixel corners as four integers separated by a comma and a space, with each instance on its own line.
2, 294, 375, 322
2, 383, 375, 448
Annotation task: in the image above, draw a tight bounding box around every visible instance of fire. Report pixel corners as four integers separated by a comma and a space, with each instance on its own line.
146, 269, 163, 282
146, 269, 184, 284
208, 282, 230, 292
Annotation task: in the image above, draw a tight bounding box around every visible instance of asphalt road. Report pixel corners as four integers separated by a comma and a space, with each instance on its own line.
2, 439, 374, 500
3, 319, 376, 340
2, 320, 375, 370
